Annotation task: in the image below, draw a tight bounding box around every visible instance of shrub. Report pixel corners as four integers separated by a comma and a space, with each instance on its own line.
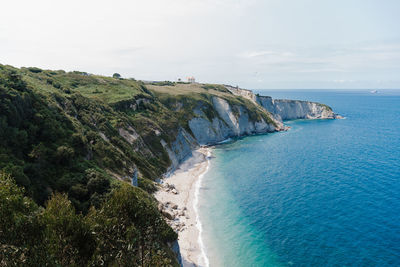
0, 172, 47, 265
1, 163, 30, 187
41, 193, 95, 266
55, 145, 75, 164
27, 67, 42, 73
87, 184, 177, 266
87, 174, 110, 194
68, 184, 88, 201
138, 177, 158, 194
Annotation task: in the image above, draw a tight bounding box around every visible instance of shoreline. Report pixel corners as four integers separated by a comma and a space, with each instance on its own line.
155, 147, 212, 267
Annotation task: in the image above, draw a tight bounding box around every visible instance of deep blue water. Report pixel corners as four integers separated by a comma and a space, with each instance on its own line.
199, 90, 400, 266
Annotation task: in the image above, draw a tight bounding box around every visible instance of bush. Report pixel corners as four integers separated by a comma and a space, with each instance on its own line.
41, 193, 95, 266
55, 145, 74, 164
2, 163, 30, 187
0, 172, 47, 265
138, 177, 158, 194
68, 184, 88, 201
151, 81, 174, 86
0, 172, 39, 244
27, 67, 42, 73
87, 173, 110, 194
87, 184, 178, 266
0, 170, 179, 266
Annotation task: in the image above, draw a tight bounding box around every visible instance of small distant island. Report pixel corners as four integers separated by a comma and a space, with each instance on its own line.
0, 64, 339, 266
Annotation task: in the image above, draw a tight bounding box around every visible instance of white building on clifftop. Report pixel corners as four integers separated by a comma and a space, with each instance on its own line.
187, 76, 195, 83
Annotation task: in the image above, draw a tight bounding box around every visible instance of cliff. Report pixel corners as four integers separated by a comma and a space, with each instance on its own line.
146, 83, 286, 154
225, 85, 338, 122
187, 96, 281, 145
257, 96, 337, 121
162, 85, 337, 149
0, 64, 338, 265
0, 64, 338, 210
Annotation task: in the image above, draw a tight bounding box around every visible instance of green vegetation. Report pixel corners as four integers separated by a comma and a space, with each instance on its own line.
0, 63, 279, 265
0, 64, 177, 207
112, 73, 121, 79
317, 103, 333, 111
201, 83, 231, 93
149, 81, 176, 86
21, 67, 147, 103
0, 64, 181, 265
148, 82, 277, 128
0, 172, 178, 266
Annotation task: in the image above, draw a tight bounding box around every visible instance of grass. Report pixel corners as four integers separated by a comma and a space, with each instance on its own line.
147, 83, 233, 98
148, 82, 278, 127
317, 103, 333, 111
20, 67, 147, 104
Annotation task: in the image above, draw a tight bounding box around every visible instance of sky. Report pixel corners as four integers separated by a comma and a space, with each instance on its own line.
1, 0, 400, 89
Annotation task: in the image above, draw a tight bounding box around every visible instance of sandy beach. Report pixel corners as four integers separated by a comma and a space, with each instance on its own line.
155, 147, 211, 267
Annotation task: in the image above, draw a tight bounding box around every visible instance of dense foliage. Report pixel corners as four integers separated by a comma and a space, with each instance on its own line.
0, 172, 178, 266
0, 64, 182, 265
0, 64, 176, 209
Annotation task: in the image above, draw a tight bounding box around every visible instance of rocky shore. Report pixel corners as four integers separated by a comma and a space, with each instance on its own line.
155, 148, 211, 267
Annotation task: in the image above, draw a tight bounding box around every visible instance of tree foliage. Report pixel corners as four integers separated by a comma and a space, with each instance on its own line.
112, 73, 121, 79
0, 64, 201, 265
0, 173, 178, 266
0, 64, 171, 211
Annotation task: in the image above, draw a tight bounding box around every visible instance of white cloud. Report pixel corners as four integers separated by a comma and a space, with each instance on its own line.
0, 0, 399, 88
240, 50, 294, 58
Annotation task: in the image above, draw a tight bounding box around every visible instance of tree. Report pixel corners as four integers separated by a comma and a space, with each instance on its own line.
113, 73, 121, 79
0, 172, 179, 266
87, 184, 177, 266
87, 174, 110, 194
41, 193, 95, 266
55, 145, 74, 164
0, 172, 47, 265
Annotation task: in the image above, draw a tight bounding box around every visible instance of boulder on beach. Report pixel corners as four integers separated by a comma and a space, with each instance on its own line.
162, 210, 175, 220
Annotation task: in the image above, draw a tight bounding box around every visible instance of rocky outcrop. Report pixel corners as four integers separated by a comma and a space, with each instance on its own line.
188, 96, 282, 145
257, 96, 337, 121
118, 126, 140, 144
225, 86, 338, 122
164, 86, 338, 171
161, 128, 198, 173
224, 85, 258, 104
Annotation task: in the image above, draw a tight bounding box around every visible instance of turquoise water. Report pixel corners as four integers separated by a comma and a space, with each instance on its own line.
199, 90, 400, 266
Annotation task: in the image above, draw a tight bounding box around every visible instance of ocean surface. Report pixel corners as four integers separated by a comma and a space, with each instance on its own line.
198, 90, 400, 267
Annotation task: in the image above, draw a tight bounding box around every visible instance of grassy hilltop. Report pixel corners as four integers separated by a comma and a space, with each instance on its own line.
0, 64, 278, 265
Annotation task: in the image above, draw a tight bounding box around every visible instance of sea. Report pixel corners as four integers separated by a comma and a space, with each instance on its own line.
198, 90, 400, 267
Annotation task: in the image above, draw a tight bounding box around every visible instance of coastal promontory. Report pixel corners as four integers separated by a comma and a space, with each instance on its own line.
0, 64, 338, 265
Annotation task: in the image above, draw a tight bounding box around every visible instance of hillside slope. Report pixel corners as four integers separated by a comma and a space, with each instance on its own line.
0, 64, 337, 265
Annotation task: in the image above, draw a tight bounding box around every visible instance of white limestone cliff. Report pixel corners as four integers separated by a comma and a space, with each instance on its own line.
166, 86, 338, 170
257, 96, 337, 121
188, 96, 282, 145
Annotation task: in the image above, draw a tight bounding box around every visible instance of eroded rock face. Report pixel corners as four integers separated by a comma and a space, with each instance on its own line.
212, 97, 241, 135
258, 96, 336, 121
225, 85, 258, 104
224, 86, 337, 121
188, 96, 284, 145
161, 127, 198, 173
166, 86, 337, 171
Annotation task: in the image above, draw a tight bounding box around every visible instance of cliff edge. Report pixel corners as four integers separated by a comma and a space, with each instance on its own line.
145, 83, 339, 172
0, 64, 339, 265
225, 85, 338, 121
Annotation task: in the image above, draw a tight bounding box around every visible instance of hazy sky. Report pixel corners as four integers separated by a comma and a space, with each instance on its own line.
1, 0, 399, 89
